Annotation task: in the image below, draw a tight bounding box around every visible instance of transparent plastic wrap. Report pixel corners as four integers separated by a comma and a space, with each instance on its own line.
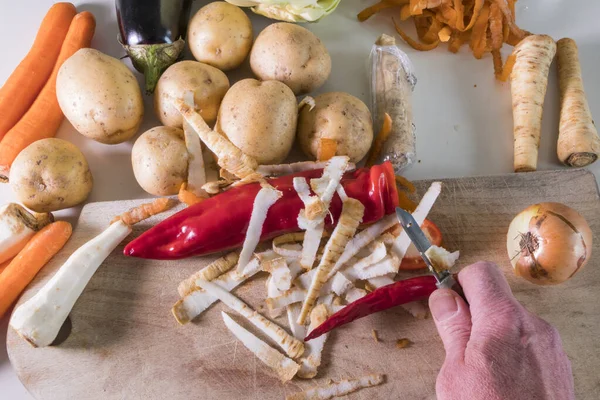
369, 34, 417, 173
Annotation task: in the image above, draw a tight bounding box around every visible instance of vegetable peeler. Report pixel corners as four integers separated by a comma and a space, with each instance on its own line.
395, 207, 467, 303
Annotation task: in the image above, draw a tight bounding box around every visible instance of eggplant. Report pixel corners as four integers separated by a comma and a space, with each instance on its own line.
116, 0, 193, 94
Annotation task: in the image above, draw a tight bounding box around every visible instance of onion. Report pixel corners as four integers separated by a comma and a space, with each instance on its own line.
507, 202, 592, 285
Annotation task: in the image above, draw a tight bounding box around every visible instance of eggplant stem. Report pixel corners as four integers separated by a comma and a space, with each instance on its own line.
118, 37, 185, 94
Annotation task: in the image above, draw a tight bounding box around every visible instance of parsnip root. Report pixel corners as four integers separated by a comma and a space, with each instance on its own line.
556, 38, 600, 167
510, 35, 557, 172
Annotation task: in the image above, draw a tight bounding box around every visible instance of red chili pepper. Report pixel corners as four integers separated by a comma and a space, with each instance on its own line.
304, 275, 438, 341
124, 162, 399, 260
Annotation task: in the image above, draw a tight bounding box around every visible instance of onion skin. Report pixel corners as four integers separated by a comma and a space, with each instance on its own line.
507, 202, 593, 285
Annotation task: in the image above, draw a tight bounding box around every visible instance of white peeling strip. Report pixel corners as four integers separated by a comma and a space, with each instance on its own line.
221, 312, 299, 382
309, 156, 349, 205
263, 257, 292, 291
237, 186, 282, 273
345, 287, 368, 303
354, 256, 397, 280
391, 182, 442, 262
256, 161, 356, 177
196, 279, 305, 359
330, 272, 353, 296
178, 252, 238, 297
351, 241, 388, 271
298, 304, 329, 379
286, 304, 306, 341
286, 374, 385, 400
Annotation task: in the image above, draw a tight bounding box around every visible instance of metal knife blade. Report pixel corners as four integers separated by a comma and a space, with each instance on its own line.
395, 207, 467, 302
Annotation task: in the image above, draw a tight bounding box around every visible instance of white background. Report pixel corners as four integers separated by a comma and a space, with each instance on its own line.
1, 0, 599, 398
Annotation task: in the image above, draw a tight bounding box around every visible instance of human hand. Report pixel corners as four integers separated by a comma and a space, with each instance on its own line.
429, 261, 574, 400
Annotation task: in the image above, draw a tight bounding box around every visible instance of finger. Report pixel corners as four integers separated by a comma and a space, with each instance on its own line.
429, 288, 472, 363
458, 261, 516, 311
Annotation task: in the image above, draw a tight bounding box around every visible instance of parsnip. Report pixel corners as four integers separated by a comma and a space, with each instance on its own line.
510, 35, 557, 172
0, 203, 53, 264
556, 38, 600, 167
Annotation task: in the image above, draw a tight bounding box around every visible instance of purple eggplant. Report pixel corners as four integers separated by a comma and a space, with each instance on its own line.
116, 0, 193, 94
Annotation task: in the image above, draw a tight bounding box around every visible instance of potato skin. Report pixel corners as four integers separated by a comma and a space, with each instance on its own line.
297, 92, 373, 163
250, 23, 331, 95
155, 61, 229, 128
188, 2, 253, 71
57, 48, 144, 144
10, 138, 93, 212
217, 79, 297, 165
131, 127, 189, 196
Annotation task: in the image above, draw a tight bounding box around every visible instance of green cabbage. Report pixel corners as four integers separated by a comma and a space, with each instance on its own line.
225, 0, 341, 22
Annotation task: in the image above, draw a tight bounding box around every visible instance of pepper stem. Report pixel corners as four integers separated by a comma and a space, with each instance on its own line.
119, 37, 185, 95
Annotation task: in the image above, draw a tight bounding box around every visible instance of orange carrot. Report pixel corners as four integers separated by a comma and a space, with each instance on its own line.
0, 3, 76, 141
0, 259, 11, 275
178, 183, 206, 206
365, 113, 393, 167
0, 11, 96, 181
0, 221, 72, 317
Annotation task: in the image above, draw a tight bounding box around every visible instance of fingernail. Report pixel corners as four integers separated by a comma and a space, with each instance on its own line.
430, 291, 459, 322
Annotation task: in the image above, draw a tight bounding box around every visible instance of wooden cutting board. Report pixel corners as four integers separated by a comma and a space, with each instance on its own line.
7, 169, 600, 400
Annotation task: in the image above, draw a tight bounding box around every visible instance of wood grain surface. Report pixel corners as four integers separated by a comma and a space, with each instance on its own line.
6, 169, 600, 400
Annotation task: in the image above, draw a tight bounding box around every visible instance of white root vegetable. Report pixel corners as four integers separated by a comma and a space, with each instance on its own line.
237, 186, 282, 273
556, 38, 600, 167
257, 161, 355, 177
174, 99, 261, 181
298, 304, 329, 379
262, 257, 292, 291
330, 272, 353, 296
221, 312, 299, 382
391, 182, 442, 262
510, 35, 557, 172
10, 221, 132, 347
177, 252, 239, 297
196, 279, 305, 359
0, 203, 53, 264
172, 258, 261, 324
183, 117, 209, 198
345, 287, 368, 303
286, 374, 385, 400
286, 304, 305, 340
298, 198, 365, 324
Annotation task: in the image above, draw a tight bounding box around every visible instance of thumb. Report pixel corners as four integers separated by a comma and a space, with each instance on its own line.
429, 289, 472, 362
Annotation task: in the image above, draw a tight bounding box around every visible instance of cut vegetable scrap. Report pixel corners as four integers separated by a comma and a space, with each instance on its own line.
298, 198, 365, 324
183, 117, 209, 199
178, 183, 205, 206
174, 99, 261, 181
350, 241, 387, 271
391, 182, 442, 262
262, 256, 293, 292
196, 279, 305, 359
298, 96, 316, 111
10, 220, 131, 347
330, 272, 353, 296
286, 303, 305, 340
172, 258, 262, 324
317, 138, 337, 161
425, 245, 460, 272
111, 198, 173, 226
396, 338, 413, 349
308, 156, 350, 218
372, 329, 380, 342
345, 287, 368, 303
0, 203, 53, 264
221, 312, 299, 382
237, 186, 283, 273
273, 237, 304, 259
286, 374, 385, 400
298, 304, 329, 379
352, 256, 398, 280
177, 252, 239, 297
256, 161, 356, 177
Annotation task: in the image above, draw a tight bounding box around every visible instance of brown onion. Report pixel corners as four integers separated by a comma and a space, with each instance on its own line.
507, 202, 593, 285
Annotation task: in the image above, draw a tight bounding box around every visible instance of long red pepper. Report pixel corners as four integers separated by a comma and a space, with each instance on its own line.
124, 162, 398, 260
304, 275, 438, 341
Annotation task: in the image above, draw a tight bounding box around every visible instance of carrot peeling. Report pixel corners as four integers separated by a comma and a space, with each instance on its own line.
317, 138, 337, 161
178, 183, 206, 206
112, 198, 173, 226
0, 221, 72, 317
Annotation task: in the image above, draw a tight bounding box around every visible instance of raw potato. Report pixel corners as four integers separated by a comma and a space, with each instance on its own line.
250, 23, 331, 95
56, 48, 144, 145
217, 79, 297, 165
131, 127, 189, 196
155, 61, 230, 128
9, 138, 93, 212
188, 2, 253, 71
297, 92, 373, 163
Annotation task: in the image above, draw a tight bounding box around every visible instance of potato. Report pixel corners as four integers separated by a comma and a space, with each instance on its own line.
250, 23, 331, 95
131, 126, 189, 196
57, 48, 144, 145
188, 2, 253, 71
217, 79, 297, 165
10, 138, 93, 212
155, 61, 229, 128
297, 92, 373, 163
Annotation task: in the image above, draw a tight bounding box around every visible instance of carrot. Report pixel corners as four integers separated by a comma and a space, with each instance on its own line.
0, 3, 76, 141
366, 113, 392, 167
0, 259, 11, 276
111, 198, 173, 226
178, 183, 205, 206
510, 35, 556, 172
0, 11, 96, 181
556, 38, 600, 167
0, 221, 72, 317
317, 138, 337, 161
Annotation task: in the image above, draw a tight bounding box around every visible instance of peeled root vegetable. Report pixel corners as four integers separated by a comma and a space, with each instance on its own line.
556, 38, 600, 167
507, 202, 592, 285
510, 35, 557, 172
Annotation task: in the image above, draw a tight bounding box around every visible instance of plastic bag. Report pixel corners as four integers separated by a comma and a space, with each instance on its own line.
369, 34, 417, 173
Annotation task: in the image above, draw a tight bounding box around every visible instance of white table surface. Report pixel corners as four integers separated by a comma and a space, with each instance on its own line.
1, 0, 599, 398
